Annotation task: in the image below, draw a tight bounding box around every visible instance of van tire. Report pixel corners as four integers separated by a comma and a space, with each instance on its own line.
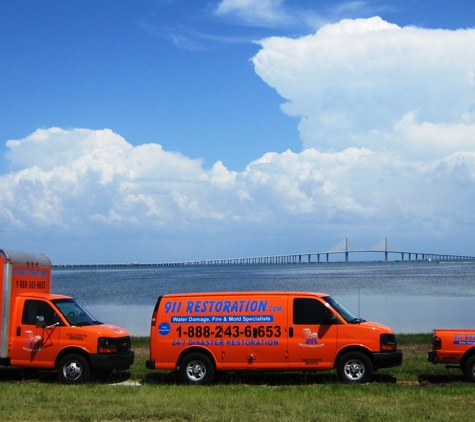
179, 353, 214, 385
337, 352, 373, 383
57, 353, 90, 384
463, 355, 475, 382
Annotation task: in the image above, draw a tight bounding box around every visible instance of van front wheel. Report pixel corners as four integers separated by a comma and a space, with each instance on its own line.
57, 353, 90, 384
180, 353, 214, 385
337, 352, 373, 383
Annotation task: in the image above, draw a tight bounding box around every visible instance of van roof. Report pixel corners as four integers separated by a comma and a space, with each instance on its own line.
162, 291, 329, 298
0, 249, 51, 267
16, 293, 71, 300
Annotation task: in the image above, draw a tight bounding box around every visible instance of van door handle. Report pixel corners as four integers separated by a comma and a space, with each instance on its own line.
16, 327, 21, 336
289, 327, 293, 338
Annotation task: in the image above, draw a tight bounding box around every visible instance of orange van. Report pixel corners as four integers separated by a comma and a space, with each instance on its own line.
0, 249, 134, 383
146, 291, 402, 383
429, 328, 475, 381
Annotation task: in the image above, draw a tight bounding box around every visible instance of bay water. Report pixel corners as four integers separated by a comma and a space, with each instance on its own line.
51, 261, 475, 336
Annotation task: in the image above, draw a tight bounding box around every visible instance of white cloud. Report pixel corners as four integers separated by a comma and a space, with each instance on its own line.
4, 17, 475, 261
2, 126, 475, 245
333, 1, 367, 14
214, 0, 372, 31
393, 112, 475, 160
6, 128, 132, 172
215, 0, 286, 25
252, 17, 475, 156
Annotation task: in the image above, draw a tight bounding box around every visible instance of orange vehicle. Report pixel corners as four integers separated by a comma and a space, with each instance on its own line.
146, 291, 402, 384
0, 249, 134, 383
428, 329, 475, 381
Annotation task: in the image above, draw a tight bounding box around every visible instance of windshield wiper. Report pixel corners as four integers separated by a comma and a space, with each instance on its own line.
350, 317, 366, 324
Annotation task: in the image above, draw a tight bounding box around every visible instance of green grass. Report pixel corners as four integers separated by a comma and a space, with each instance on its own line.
1, 334, 474, 421
1, 380, 475, 421
396, 333, 432, 345
131, 336, 150, 348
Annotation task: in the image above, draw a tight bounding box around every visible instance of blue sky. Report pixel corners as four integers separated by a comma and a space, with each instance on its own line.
1, 0, 475, 264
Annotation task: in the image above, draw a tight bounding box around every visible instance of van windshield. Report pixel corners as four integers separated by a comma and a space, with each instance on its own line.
52, 298, 102, 326
322, 296, 365, 324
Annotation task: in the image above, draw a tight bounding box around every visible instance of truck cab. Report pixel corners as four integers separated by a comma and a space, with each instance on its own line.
0, 249, 134, 383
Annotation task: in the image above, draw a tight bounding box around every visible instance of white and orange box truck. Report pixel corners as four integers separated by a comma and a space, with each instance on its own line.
0, 249, 134, 383
146, 291, 402, 384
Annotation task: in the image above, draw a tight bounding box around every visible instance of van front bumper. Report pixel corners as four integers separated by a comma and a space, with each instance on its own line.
373, 349, 403, 369
90, 351, 135, 371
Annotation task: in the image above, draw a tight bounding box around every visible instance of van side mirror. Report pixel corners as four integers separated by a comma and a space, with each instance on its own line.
324, 311, 337, 325
36, 316, 46, 329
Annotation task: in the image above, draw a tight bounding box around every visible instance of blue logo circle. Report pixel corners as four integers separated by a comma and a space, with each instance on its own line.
158, 322, 171, 336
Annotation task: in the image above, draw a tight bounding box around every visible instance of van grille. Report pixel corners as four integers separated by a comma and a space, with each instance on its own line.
117, 336, 131, 353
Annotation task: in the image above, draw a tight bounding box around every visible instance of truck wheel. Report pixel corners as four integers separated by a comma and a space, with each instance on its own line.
337, 352, 373, 383
57, 354, 90, 384
179, 353, 214, 385
463, 355, 475, 382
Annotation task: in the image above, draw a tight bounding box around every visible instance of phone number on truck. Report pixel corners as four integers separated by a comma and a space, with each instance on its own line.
15, 280, 47, 289
176, 325, 282, 339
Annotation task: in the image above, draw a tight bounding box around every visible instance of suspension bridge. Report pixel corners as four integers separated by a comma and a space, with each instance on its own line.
54, 238, 475, 268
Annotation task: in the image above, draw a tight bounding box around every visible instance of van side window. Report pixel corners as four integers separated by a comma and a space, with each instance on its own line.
293, 298, 327, 325
22, 300, 62, 326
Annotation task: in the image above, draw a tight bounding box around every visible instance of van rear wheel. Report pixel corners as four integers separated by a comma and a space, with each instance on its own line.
57, 353, 90, 384
337, 352, 373, 383
179, 353, 214, 385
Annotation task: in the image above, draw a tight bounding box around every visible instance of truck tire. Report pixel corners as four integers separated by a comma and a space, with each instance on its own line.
337, 351, 373, 383
179, 353, 215, 385
463, 355, 475, 382
57, 353, 90, 384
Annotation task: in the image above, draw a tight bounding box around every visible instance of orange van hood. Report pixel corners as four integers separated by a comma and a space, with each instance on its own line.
72, 324, 130, 337
360, 321, 394, 332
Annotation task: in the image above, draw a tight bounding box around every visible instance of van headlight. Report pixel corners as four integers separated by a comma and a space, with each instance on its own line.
98, 337, 117, 354
380, 334, 397, 352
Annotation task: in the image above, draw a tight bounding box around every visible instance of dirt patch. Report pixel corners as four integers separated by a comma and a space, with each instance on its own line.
132, 347, 149, 356
400, 343, 431, 357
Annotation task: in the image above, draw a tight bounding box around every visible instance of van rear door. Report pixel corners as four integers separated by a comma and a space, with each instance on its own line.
246, 294, 287, 370
221, 294, 253, 369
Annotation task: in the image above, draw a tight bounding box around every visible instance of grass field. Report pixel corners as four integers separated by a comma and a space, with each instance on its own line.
1, 334, 474, 421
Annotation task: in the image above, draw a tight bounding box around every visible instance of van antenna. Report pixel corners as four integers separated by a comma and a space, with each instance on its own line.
358, 286, 360, 318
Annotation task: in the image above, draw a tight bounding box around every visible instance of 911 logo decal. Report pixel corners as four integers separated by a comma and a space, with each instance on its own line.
298, 328, 325, 348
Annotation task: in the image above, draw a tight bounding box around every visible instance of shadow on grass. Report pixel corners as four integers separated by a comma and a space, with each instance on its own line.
141, 370, 398, 386
0, 367, 132, 384
417, 373, 468, 385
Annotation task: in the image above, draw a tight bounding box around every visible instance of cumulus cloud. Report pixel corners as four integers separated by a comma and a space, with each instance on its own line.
3, 17, 475, 260
252, 16, 475, 157
2, 124, 475, 250
1, 128, 205, 230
